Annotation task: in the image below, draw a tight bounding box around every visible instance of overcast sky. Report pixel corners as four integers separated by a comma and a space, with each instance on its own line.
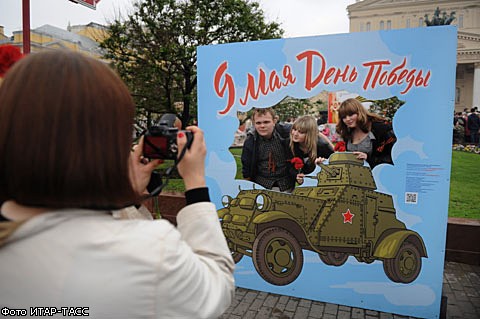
0, 0, 357, 38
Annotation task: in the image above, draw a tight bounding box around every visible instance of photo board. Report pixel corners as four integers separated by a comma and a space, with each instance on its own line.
197, 26, 457, 318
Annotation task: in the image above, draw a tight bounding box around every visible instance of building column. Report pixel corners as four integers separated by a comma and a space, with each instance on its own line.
473, 62, 480, 108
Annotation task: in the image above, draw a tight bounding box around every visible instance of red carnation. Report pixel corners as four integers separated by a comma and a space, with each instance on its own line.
334, 141, 346, 152
0, 45, 24, 78
289, 157, 304, 171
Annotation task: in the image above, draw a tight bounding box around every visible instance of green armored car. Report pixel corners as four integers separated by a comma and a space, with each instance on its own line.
218, 152, 427, 286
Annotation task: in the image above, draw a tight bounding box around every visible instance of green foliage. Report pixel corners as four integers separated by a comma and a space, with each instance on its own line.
162, 179, 186, 192
236, 96, 326, 123
353, 96, 405, 121
449, 151, 480, 219
100, 0, 284, 127
272, 97, 317, 121
367, 96, 405, 121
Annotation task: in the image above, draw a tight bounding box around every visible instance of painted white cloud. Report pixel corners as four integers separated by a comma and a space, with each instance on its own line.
331, 282, 435, 306
207, 150, 270, 198
206, 151, 235, 176
304, 254, 323, 264
393, 135, 428, 160
206, 151, 238, 194
391, 194, 423, 228
234, 264, 257, 275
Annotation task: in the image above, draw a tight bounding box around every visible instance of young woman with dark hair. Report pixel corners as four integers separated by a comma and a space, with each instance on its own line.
0, 50, 234, 318
336, 98, 396, 168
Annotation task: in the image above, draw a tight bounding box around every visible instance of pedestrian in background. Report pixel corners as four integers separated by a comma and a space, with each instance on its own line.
467, 107, 480, 145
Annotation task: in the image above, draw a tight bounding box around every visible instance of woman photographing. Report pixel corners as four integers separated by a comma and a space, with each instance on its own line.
0, 50, 234, 318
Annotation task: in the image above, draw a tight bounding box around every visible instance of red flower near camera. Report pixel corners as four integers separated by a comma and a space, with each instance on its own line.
334, 141, 346, 152
289, 157, 304, 171
0, 45, 23, 78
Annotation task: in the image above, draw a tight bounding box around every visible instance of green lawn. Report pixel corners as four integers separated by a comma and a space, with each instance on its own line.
156, 159, 186, 192
161, 148, 242, 192
230, 147, 243, 179
448, 151, 480, 219
162, 148, 480, 220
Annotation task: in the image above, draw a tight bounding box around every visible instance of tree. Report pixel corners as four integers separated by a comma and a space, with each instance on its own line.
424, 7, 456, 26
101, 0, 283, 128
272, 97, 318, 122
366, 96, 405, 122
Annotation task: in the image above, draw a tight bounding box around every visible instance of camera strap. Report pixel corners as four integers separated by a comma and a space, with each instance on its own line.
146, 143, 189, 197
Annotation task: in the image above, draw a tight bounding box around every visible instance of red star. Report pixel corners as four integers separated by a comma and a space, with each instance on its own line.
342, 209, 354, 224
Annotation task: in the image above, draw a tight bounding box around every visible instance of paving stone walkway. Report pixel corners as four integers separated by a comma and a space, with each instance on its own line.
220, 261, 480, 319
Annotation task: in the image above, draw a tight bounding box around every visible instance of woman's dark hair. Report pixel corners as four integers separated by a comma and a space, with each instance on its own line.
336, 98, 384, 141
0, 50, 137, 209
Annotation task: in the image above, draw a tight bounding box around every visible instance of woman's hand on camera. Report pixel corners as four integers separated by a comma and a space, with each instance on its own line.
129, 136, 162, 195
177, 126, 207, 191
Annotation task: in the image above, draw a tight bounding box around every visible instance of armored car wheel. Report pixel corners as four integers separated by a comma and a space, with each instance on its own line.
319, 251, 348, 266
383, 241, 422, 283
253, 227, 303, 286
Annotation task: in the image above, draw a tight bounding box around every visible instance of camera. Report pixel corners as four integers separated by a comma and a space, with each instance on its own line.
143, 114, 193, 160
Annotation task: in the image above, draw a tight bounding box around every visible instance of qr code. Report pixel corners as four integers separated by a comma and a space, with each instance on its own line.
405, 192, 418, 204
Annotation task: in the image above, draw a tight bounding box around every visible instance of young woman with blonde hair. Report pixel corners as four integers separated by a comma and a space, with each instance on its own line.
289, 115, 334, 185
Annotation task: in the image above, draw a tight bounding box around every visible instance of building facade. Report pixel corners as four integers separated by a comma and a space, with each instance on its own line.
0, 27, 8, 42
0, 22, 106, 59
347, 0, 480, 112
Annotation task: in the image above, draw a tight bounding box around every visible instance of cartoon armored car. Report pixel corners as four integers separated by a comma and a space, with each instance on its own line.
218, 152, 427, 286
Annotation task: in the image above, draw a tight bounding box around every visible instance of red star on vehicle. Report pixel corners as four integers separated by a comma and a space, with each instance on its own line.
342, 209, 354, 224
